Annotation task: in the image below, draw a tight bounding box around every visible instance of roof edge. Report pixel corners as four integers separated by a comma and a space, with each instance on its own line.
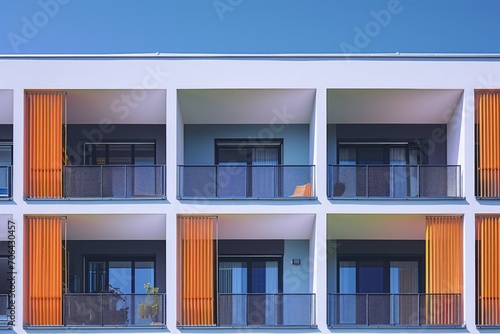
2, 52, 500, 60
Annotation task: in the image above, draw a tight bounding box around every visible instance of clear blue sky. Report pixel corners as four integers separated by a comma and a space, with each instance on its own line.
0, 0, 499, 54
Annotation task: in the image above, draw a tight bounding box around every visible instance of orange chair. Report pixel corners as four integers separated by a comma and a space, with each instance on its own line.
290, 183, 311, 197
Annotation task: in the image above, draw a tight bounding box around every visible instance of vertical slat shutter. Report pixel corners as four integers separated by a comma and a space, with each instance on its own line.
24, 92, 64, 198
425, 216, 463, 325
477, 216, 500, 325
177, 216, 215, 326
476, 91, 500, 197
25, 217, 62, 325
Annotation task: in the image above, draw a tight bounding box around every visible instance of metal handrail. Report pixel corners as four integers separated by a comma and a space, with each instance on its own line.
63, 164, 166, 199
217, 293, 316, 327
178, 165, 316, 199
328, 164, 462, 198
327, 293, 462, 327
63, 293, 166, 327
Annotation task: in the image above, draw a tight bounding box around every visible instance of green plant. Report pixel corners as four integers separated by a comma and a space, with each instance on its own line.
143, 282, 159, 294
138, 283, 161, 322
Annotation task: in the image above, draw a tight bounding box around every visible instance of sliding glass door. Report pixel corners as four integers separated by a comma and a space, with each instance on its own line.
216, 140, 282, 198
338, 258, 420, 325
219, 258, 281, 326
338, 143, 423, 197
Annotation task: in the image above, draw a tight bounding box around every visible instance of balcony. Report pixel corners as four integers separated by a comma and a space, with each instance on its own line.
178, 165, 315, 199
63, 165, 165, 199
217, 293, 316, 327
328, 165, 461, 199
63, 293, 165, 327
0, 166, 12, 199
328, 293, 462, 327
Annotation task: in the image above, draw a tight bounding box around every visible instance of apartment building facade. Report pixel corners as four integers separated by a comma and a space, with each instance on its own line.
0, 54, 499, 334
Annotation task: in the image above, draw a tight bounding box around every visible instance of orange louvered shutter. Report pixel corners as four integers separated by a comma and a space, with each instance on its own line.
425, 216, 463, 325
476, 216, 500, 325
177, 216, 216, 326
24, 217, 63, 325
476, 90, 500, 197
24, 91, 64, 198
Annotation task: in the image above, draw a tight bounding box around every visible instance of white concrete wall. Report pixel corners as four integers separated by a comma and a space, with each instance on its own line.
0, 56, 499, 334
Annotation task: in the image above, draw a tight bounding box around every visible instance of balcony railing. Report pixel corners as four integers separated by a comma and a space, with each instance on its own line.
328, 293, 462, 327
0, 166, 12, 198
63, 165, 165, 199
63, 293, 165, 327
218, 293, 316, 327
178, 165, 315, 199
0, 294, 8, 327
328, 165, 462, 199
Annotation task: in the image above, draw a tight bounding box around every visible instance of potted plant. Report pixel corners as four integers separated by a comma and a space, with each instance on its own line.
138, 283, 161, 324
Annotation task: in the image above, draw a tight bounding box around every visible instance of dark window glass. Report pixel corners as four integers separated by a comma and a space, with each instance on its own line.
0, 145, 12, 165
359, 260, 384, 293
87, 258, 155, 294
85, 142, 155, 165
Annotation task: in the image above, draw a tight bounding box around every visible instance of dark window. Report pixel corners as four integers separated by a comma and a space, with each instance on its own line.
0, 144, 12, 166
85, 256, 155, 294
337, 142, 425, 165
84, 142, 155, 165
218, 257, 283, 294
0, 257, 8, 294
215, 139, 283, 166
338, 257, 422, 294
214, 140, 283, 198
0, 144, 12, 197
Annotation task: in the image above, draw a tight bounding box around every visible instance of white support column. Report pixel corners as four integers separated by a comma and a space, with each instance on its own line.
165, 210, 179, 333
461, 88, 475, 203
312, 87, 328, 202
166, 87, 179, 203
165, 85, 180, 332
311, 213, 328, 331
12, 88, 24, 203
463, 212, 476, 331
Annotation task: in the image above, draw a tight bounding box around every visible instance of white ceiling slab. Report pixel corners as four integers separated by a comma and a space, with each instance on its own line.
217, 214, 315, 239
65, 214, 166, 240
178, 89, 315, 124
0, 90, 13, 124
327, 214, 426, 240
327, 89, 463, 124
66, 89, 166, 124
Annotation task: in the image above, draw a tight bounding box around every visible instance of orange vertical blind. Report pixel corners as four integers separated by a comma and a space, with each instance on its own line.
24, 217, 63, 326
24, 91, 64, 198
177, 216, 216, 326
476, 90, 500, 197
425, 216, 463, 325
477, 216, 500, 325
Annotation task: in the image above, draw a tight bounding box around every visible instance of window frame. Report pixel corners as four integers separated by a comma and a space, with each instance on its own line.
337, 255, 424, 294
84, 255, 156, 294
83, 141, 156, 165
214, 138, 283, 165
0, 142, 13, 165
218, 256, 284, 294
337, 140, 426, 165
